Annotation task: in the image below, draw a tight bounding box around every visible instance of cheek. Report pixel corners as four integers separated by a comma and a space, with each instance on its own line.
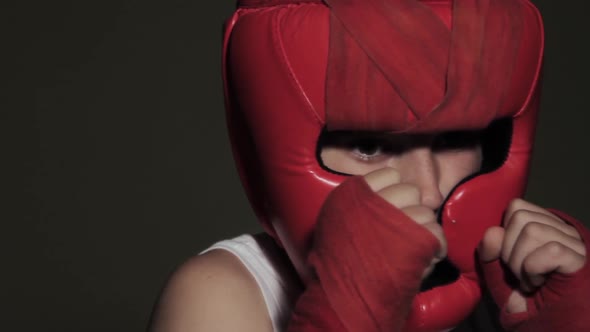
436, 148, 482, 195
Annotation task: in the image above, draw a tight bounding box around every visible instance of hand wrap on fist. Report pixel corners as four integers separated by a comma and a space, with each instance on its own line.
289, 173, 441, 331
480, 208, 590, 332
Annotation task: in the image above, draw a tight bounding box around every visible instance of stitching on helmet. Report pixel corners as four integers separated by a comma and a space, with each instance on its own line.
273, 4, 325, 125
514, 0, 545, 118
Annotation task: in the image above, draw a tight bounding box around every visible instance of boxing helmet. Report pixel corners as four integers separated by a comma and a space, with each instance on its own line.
222, 0, 544, 330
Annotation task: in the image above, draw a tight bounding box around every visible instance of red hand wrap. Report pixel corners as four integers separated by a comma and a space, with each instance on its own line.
480, 210, 590, 332
288, 176, 440, 331
288, 281, 347, 331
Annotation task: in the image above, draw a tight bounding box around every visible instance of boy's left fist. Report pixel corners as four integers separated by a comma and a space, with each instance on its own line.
478, 198, 587, 314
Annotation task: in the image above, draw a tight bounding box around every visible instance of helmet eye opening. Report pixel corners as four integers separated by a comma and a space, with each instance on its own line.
480, 117, 513, 174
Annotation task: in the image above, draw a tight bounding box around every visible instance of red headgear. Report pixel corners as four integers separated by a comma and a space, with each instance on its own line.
222, 0, 544, 330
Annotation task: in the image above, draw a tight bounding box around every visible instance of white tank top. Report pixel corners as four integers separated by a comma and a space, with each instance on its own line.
201, 234, 302, 332
201, 234, 473, 332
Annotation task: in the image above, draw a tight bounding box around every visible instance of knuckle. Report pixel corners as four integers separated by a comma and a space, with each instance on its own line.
506, 198, 526, 216
385, 167, 401, 182
379, 183, 420, 207
564, 225, 583, 240
521, 222, 545, 240
364, 167, 401, 191
545, 241, 566, 257
510, 209, 533, 228
399, 183, 420, 199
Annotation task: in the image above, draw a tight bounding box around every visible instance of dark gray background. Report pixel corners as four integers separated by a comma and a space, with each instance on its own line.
14, 0, 589, 331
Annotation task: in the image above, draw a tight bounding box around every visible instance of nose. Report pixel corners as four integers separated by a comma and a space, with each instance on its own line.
398, 147, 444, 210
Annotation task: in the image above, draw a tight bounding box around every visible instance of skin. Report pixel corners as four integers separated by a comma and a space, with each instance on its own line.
149, 130, 587, 331
320, 130, 484, 276
323, 130, 587, 313
149, 249, 273, 332
479, 199, 587, 313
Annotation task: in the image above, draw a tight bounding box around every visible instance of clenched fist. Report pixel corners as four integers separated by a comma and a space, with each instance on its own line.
478, 198, 586, 314
364, 167, 448, 278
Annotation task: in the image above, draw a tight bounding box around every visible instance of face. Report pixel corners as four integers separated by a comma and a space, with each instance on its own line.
320, 130, 483, 210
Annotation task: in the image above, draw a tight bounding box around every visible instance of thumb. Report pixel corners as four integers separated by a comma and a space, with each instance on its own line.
478, 228, 534, 330
478, 226, 504, 262
477, 227, 521, 312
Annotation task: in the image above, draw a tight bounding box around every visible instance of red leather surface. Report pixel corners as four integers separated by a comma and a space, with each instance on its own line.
222, 0, 545, 330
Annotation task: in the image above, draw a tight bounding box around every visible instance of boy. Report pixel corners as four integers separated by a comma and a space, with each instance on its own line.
149, 0, 590, 331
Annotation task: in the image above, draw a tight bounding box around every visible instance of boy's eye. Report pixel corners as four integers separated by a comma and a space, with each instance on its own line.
351, 139, 385, 159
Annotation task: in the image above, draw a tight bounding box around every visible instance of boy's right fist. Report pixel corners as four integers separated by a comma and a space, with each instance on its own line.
364, 167, 448, 277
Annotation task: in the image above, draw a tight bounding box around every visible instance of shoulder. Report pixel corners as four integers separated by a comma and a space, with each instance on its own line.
149, 248, 273, 332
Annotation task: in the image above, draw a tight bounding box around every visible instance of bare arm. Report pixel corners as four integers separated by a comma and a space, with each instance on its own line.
149, 249, 273, 332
